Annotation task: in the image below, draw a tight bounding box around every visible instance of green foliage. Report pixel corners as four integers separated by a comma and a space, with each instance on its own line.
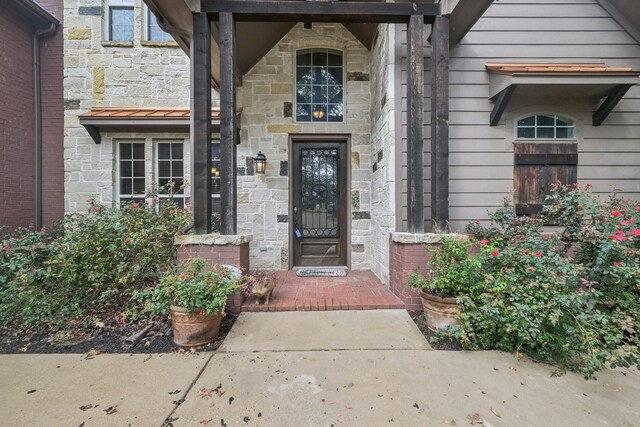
0, 198, 190, 326
456, 185, 640, 378
141, 258, 242, 315
407, 237, 481, 297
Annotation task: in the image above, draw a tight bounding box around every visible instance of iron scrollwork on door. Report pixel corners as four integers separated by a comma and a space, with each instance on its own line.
300, 148, 340, 238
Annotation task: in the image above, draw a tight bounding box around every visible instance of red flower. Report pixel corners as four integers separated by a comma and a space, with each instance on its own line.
535, 251, 542, 257
124, 237, 130, 244
2, 245, 9, 251
585, 183, 593, 188
40, 228, 47, 233
480, 239, 489, 246
611, 210, 622, 217
524, 249, 531, 254
631, 228, 640, 237
610, 230, 627, 242
637, 206, 640, 212
131, 202, 139, 208
91, 207, 98, 212
621, 218, 635, 226
491, 250, 499, 257
614, 261, 625, 267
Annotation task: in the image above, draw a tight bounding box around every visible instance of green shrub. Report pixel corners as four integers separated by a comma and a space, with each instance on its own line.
457, 185, 640, 378
0, 198, 190, 326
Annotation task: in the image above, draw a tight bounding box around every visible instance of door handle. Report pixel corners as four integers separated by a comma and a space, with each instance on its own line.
293, 207, 298, 214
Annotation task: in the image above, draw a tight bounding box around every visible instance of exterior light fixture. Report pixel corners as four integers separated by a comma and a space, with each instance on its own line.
312, 109, 325, 119
304, 22, 312, 29
253, 151, 267, 174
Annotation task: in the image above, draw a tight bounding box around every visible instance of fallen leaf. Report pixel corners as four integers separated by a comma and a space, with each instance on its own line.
79, 404, 93, 411
19, 343, 31, 352
168, 390, 181, 395
104, 405, 117, 415
467, 413, 483, 425
199, 418, 212, 425
491, 407, 502, 418
27, 389, 36, 394
198, 387, 213, 399
95, 321, 105, 328
84, 348, 104, 359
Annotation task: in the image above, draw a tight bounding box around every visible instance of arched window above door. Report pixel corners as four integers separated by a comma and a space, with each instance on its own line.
295, 48, 344, 123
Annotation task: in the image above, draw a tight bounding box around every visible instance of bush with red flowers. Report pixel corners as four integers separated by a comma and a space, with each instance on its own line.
459, 184, 639, 378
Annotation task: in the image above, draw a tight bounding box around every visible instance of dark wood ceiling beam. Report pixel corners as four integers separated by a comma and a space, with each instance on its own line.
202, 1, 440, 23
593, 84, 632, 126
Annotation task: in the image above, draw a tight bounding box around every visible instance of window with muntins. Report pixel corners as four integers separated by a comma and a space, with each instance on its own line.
146, 8, 173, 42
118, 142, 146, 205
156, 142, 185, 207
107, 0, 135, 42
516, 114, 575, 139
295, 48, 344, 123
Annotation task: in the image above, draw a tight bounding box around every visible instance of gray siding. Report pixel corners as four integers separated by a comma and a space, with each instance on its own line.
397, 0, 640, 232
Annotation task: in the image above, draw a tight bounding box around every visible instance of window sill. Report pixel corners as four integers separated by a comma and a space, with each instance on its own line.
141, 40, 179, 48
102, 40, 134, 48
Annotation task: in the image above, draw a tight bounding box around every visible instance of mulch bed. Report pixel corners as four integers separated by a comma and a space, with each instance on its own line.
0, 313, 238, 355
409, 311, 463, 351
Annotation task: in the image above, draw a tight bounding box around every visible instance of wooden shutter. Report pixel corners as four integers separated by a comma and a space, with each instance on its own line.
514, 143, 578, 215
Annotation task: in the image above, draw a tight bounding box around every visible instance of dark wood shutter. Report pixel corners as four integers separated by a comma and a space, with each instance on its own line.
514, 143, 578, 215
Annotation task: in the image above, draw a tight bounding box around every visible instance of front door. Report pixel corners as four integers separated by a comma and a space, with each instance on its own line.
292, 141, 348, 267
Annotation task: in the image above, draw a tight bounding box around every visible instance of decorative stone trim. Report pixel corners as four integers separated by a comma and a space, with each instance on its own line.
101, 41, 134, 48
141, 41, 180, 48
174, 233, 253, 246
391, 232, 469, 244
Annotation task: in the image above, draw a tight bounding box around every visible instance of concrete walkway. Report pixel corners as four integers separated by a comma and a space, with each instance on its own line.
1, 310, 639, 426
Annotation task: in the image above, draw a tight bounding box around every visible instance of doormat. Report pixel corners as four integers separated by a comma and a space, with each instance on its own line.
296, 268, 348, 277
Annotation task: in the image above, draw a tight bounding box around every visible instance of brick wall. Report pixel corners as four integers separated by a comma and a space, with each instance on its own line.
389, 238, 429, 311
0, 5, 36, 229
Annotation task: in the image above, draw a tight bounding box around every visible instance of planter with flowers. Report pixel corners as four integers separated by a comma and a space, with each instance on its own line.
407, 236, 481, 331
145, 258, 242, 347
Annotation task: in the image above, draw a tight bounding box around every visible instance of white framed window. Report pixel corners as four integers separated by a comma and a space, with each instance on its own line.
117, 141, 146, 206
295, 48, 344, 123
144, 6, 173, 42
106, 0, 135, 42
516, 114, 576, 140
156, 141, 186, 208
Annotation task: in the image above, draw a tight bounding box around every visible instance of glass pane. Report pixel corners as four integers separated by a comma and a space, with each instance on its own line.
133, 161, 145, 177
133, 178, 145, 194
173, 179, 184, 193
517, 127, 535, 139
328, 50, 342, 67
296, 104, 311, 122
537, 115, 555, 126
297, 67, 313, 85
120, 143, 132, 160
517, 116, 535, 127
328, 104, 343, 122
537, 127, 555, 138
110, 7, 134, 42
300, 148, 339, 237
147, 9, 172, 42
120, 161, 132, 177
312, 50, 327, 66
158, 178, 170, 192
158, 161, 171, 177
120, 179, 132, 195
313, 68, 327, 85
296, 86, 312, 103
211, 143, 220, 160
173, 161, 183, 177
157, 143, 170, 160
311, 105, 327, 122
327, 67, 343, 85
312, 85, 327, 104
556, 127, 574, 139
328, 86, 343, 104
132, 143, 145, 159
172, 143, 183, 159
297, 50, 312, 66
212, 177, 221, 194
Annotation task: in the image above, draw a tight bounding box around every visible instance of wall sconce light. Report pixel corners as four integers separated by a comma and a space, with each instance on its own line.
253, 151, 267, 174
312, 109, 325, 120
304, 22, 312, 29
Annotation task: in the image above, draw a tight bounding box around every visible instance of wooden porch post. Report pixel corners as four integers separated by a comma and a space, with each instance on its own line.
406, 14, 424, 234
191, 12, 212, 234
219, 12, 237, 235
430, 15, 450, 231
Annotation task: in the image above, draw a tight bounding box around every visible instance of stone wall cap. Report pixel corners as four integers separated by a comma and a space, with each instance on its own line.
391, 232, 469, 244
174, 234, 253, 246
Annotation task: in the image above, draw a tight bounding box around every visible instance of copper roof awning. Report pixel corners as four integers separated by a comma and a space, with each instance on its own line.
79, 107, 241, 144
486, 62, 640, 127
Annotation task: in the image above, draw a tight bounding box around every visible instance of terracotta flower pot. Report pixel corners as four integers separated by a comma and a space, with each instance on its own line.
170, 306, 223, 347
420, 290, 460, 332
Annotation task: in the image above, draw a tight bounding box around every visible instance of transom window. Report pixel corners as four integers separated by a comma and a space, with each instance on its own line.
146, 7, 173, 42
107, 0, 135, 42
295, 48, 344, 123
517, 114, 575, 139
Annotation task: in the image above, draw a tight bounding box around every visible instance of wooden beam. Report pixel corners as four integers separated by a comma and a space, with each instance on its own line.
84, 124, 101, 144
218, 12, 237, 235
431, 15, 450, 232
593, 84, 631, 126
191, 12, 212, 234
407, 15, 424, 234
489, 85, 516, 127
202, 1, 440, 23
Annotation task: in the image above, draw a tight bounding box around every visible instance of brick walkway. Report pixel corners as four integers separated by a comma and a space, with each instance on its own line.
242, 270, 404, 312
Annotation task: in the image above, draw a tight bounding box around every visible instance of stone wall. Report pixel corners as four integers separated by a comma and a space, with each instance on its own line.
369, 24, 397, 284
237, 23, 373, 270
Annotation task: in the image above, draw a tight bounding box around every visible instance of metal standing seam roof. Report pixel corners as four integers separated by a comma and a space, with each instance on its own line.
486, 63, 640, 75
78, 108, 229, 119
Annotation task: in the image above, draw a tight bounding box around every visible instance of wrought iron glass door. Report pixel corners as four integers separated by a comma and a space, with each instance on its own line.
292, 141, 348, 266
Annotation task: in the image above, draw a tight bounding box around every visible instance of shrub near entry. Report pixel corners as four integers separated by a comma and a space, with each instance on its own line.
460, 185, 640, 378
0, 198, 190, 326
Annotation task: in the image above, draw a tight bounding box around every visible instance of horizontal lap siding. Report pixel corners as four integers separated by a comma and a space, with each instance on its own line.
398, 0, 640, 232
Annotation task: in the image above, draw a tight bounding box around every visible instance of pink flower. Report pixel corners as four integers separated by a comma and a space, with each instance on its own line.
535, 251, 542, 257
524, 249, 531, 255
2, 245, 9, 251
480, 239, 489, 246
40, 228, 47, 233
491, 250, 499, 257
621, 218, 635, 226
585, 183, 593, 188
631, 228, 640, 237
637, 206, 640, 212
611, 210, 622, 217
614, 261, 625, 267
124, 237, 130, 244
91, 207, 98, 212
610, 230, 627, 242
131, 202, 139, 208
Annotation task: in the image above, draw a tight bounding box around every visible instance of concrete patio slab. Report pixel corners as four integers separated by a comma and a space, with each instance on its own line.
0, 353, 210, 427
218, 310, 431, 352
172, 350, 640, 427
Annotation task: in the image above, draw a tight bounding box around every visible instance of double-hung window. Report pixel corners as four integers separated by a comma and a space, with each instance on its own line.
118, 142, 146, 206
145, 7, 173, 42
107, 0, 135, 42
156, 142, 186, 207
295, 48, 344, 122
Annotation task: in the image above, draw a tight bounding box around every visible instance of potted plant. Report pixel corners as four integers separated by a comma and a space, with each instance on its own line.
145, 258, 242, 347
408, 236, 480, 331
